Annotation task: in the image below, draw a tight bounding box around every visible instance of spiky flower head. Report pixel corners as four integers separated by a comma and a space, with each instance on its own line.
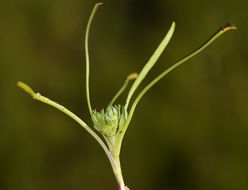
91, 105, 128, 137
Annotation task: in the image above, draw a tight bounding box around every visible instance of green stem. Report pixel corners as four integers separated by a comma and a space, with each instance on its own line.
85, 3, 103, 115
108, 73, 138, 107
17, 81, 125, 188
108, 148, 126, 190
17, 81, 116, 169
113, 156, 125, 190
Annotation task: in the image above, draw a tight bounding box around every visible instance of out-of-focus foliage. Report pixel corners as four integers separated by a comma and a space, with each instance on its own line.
0, 0, 247, 190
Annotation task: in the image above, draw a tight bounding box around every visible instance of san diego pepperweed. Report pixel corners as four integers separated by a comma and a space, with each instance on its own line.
17, 3, 236, 190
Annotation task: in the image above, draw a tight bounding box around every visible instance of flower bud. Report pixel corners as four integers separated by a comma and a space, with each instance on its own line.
91, 105, 128, 137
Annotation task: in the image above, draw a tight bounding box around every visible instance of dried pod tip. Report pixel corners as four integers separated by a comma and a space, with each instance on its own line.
221, 23, 237, 32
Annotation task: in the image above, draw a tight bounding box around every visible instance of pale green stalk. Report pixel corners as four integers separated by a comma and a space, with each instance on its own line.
84, 3, 126, 189
16, 81, 117, 171
85, 3, 103, 114
108, 73, 138, 107
125, 22, 175, 109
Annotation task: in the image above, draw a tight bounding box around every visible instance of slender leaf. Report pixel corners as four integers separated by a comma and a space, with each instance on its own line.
125, 22, 175, 109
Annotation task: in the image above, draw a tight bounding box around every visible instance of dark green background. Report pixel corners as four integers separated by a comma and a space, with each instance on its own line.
0, 0, 247, 190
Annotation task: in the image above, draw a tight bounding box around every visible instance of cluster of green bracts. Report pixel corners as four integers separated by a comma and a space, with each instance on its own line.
91, 105, 128, 137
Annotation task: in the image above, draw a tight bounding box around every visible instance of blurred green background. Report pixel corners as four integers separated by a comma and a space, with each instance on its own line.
0, 0, 247, 190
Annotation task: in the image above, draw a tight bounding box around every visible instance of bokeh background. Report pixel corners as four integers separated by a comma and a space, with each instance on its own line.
0, 0, 247, 190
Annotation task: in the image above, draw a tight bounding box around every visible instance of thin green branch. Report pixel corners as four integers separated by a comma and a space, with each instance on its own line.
108, 73, 138, 107
125, 22, 175, 110
116, 24, 237, 155
17, 81, 116, 166
85, 3, 103, 115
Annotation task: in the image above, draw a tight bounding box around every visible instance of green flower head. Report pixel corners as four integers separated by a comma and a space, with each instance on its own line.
91, 105, 128, 137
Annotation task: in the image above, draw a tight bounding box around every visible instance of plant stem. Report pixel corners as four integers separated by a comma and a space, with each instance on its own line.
17, 81, 128, 189
85, 2, 103, 115
107, 140, 127, 190
108, 73, 138, 108
17, 81, 116, 175
112, 155, 126, 190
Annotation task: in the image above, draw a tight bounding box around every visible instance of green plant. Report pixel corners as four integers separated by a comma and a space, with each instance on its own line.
17, 3, 236, 190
